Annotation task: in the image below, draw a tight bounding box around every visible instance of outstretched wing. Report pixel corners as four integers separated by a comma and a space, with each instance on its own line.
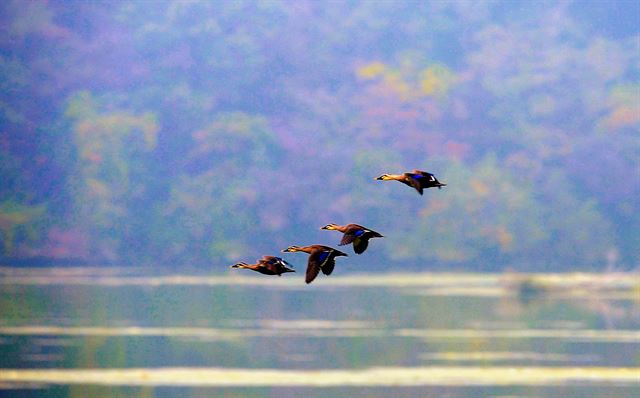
352, 237, 369, 254
306, 250, 331, 283
339, 233, 355, 245
305, 261, 321, 284
259, 256, 293, 274
307, 249, 338, 276
322, 258, 336, 275
340, 228, 366, 245
412, 170, 436, 181
403, 173, 424, 195
364, 229, 383, 238
412, 169, 445, 188
260, 256, 290, 267
341, 224, 373, 245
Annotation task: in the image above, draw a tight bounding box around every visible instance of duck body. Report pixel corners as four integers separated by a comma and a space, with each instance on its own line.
320, 223, 384, 254
376, 169, 446, 195
281, 245, 348, 284
230, 256, 295, 276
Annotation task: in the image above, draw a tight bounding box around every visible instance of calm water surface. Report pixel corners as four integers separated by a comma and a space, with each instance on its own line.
0, 267, 638, 398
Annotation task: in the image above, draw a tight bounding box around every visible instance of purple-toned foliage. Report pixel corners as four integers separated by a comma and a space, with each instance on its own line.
0, 0, 637, 269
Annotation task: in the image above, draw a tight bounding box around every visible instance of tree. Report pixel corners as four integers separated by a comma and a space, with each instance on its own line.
65, 92, 159, 261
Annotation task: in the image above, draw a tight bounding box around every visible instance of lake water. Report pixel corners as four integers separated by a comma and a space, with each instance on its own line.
0, 267, 638, 398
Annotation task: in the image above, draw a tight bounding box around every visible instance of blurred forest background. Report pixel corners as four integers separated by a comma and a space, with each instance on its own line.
0, 0, 638, 271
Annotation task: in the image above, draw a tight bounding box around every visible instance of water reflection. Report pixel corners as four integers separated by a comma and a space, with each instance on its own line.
1, 366, 639, 387
0, 268, 638, 397
1, 325, 638, 342
419, 351, 600, 363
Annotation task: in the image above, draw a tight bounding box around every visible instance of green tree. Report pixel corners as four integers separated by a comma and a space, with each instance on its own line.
158, 112, 285, 264
65, 92, 159, 261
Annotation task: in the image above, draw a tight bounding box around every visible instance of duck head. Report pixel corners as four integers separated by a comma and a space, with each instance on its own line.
320, 223, 339, 230
282, 246, 302, 253
375, 174, 392, 180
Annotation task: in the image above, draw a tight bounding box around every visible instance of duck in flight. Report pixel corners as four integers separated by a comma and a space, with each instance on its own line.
320, 223, 384, 254
230, 255, 295, 276
375, 169, 446, 195
281, 245, 348, 284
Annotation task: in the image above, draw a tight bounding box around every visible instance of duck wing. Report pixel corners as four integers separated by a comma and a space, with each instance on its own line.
256, 257, 276, 274
322, 248, 348, 275
305, 262, 320, 283
339, 233, 355, 245
352, 237, 369, 254
350, 224, 383, 239
313, 250, 336, 276
308, 247, 347, 282
305, 250, 330, 284
272, 257, 295, 273
411, 170, 436, 180
403, 173, 424, 195
340, 225, 372, 245
322, 257, 336, 275
411, 170, 444, 188
364, 229, 384, 239
259, 256, 290, 267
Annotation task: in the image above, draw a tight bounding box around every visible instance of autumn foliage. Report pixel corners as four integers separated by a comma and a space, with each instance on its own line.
0, 1, 637, 270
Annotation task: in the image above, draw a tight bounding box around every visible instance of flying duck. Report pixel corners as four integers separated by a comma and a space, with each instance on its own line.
281, 245, 348, 284
320, 223, 384, 254
375, 169, 446, 195
229, 255, 295, 276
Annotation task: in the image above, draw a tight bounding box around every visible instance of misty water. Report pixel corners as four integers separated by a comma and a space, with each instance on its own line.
0, 267, 638, 398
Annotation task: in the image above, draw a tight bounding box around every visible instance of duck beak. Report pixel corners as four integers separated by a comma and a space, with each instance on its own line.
375, 176, 383, 180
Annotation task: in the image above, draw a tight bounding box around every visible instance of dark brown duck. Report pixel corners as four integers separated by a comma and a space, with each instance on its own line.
375, 169, 446, 195
320, 223, 384, 254
281, 245, 347, 284
229, 255, 295, 276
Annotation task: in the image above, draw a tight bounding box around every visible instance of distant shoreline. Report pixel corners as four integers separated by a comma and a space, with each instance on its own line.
0, 257, 90, 267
